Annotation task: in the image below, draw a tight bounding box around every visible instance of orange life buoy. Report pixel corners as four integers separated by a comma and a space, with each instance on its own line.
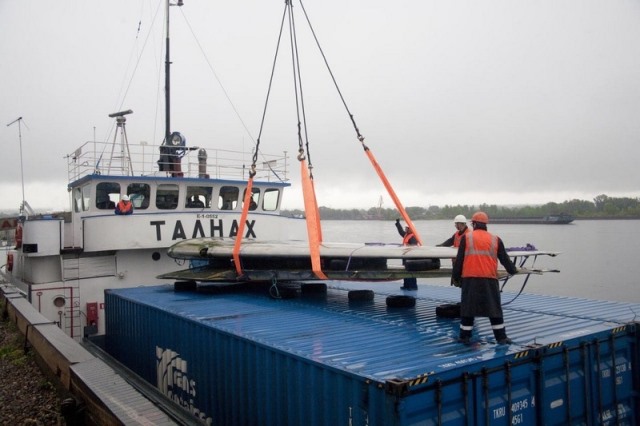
15, 224, 22, 249
7, 253, 13, 272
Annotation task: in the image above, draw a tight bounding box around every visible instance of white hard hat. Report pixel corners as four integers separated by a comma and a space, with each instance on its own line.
122, 195, 130, 201
453, 214, 467, 223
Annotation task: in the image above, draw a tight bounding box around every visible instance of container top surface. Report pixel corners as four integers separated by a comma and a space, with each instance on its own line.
107, 281, 640, 383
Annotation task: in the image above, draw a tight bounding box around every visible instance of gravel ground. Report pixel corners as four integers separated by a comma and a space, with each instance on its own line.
0, 310, 67, 426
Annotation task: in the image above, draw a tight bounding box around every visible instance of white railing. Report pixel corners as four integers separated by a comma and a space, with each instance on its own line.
67, 141, 290, 183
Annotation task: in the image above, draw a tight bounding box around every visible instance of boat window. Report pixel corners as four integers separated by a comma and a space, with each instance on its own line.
82, 185, 91, 212
242, 188, 260, 211
218, 186, 238, 210
156, 184, 179, 210
263, 188, 280, 211
186, 186, 212, 209
73, 188, 83, 213
127, 183, 150, 209
95, 182, 120, 210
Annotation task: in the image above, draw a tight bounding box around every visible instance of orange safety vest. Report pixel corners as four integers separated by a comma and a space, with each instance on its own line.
116, 200, 133, 214
453, 227, 470, 248
402, 232, 415, 246
461, 230, 499, 279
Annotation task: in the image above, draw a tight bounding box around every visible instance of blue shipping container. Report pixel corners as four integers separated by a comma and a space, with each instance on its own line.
104, 282, 639, 425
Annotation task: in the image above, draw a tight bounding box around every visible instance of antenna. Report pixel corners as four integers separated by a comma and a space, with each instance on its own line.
107, 110, 134, 175
6, 117, 27, 215
108, 109, 133, 118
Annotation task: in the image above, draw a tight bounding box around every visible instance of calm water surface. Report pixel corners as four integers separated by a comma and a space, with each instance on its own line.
2, 220, 636, 303
321, 219, 640, 304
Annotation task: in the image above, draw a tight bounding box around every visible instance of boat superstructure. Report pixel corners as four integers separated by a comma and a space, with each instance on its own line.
2, 114, 305, 338
0, 0, 313, 339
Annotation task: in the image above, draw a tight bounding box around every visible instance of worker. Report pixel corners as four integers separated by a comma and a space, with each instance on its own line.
115, 194, 133, 215
438, 214, 471, 281
437, 215, 470, 249
452, 211, 518, 345
395, 218, 418, 290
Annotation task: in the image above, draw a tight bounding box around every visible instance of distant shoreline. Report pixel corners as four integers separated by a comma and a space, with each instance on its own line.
313, 216, 640, 221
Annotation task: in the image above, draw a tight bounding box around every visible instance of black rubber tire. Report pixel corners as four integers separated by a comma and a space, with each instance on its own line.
301, 283, 327, 295
404, 258, 441, 271
386, 295, 416, 308
435, 303, 461, 318
348, 289, 374, 301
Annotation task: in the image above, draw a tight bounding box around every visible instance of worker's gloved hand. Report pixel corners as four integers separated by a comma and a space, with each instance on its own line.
452, 279, 461, 288
395, 218, 400, 224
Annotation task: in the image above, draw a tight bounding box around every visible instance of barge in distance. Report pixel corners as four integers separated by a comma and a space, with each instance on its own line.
491, 214, 575, 225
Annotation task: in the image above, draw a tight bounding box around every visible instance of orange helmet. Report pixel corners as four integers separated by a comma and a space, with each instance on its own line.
471, 211, 489, 224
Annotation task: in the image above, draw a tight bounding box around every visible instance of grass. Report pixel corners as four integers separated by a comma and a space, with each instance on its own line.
0, 299, 30, 366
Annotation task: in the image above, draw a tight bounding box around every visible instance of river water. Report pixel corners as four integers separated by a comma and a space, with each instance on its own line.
320, 219, 640, 304
2, 219, 637, 303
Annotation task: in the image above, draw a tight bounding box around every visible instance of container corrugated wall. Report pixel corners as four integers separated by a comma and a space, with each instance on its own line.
105, 283, 639, 425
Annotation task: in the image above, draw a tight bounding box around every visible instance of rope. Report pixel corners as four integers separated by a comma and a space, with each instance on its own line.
279, 1, 325, 278
297, 0, 422, 244
231, 4, 292, 272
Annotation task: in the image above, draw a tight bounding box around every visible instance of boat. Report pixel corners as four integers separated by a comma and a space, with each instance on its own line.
157, 238, 559, 285
0, 2, 307, 339
1, 132, 307, 340
491, 213, 574, 224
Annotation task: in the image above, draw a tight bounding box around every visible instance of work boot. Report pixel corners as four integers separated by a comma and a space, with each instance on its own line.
494, 328, 511, 345
458, 329, 472, 344
401, 278, 417, 290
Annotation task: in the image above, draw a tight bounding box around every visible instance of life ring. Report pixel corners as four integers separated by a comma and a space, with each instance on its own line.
15, 224, 23, 249
6, 253, 13, 272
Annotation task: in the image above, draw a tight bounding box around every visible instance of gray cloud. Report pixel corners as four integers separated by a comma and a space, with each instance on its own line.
1, 0, 638, 212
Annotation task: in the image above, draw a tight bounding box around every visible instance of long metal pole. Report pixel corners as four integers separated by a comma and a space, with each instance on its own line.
165, 0, 171, 144
6, 117, 26, 213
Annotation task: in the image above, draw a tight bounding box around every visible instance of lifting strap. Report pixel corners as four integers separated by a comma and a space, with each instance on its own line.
232, 174, 255, 276
231, 3, 288, 277
362, 142, 422, 245
287, 1, 327, 278
300, 156, 327, 279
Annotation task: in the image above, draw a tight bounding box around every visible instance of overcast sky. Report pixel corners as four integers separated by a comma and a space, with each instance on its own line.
1, 0, 639, 213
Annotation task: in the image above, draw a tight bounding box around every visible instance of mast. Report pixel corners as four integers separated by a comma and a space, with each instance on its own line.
165, 0, 184, 143
6, 117, 26, 214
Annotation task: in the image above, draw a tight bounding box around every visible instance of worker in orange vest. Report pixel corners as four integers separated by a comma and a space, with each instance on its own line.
437, 214, 470, 249
115, 194, 134, 215
395, 219, 418, 290
437, 214, 470, 277
452, 211, 518, 345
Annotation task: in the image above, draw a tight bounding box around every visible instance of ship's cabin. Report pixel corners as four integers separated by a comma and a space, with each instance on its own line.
69, 175, 287, 216
66, 139, 291, 217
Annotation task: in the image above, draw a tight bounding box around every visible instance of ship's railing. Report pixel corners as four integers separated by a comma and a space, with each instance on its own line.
67, 141, 290, 183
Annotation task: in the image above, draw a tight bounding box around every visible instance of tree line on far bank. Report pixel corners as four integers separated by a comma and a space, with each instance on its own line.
283, 194, 640, 220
